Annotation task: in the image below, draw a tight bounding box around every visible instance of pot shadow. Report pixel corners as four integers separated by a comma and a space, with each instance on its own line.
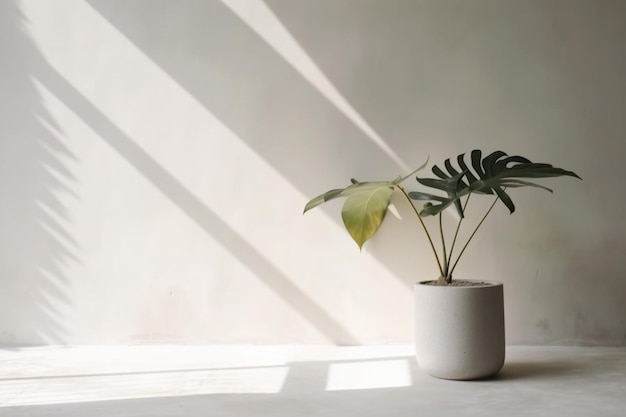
488, 360, 583, 381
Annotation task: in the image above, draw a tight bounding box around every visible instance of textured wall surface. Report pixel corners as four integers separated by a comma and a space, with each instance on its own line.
1, 0, 625, 345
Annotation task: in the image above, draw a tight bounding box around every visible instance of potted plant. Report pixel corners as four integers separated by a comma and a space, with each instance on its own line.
304, 150, 580, 380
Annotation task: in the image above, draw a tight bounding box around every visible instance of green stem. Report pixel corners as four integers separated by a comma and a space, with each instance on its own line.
448, 194, 500, 277
439, 213, 448, 277
446, 193, 471, 275
397, 185, 444, 277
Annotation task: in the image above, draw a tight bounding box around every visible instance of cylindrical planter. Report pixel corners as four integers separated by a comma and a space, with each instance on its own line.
414, 280, 505, 380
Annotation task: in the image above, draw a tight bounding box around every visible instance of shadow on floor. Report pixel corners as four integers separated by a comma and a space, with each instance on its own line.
494, 359, 583, 381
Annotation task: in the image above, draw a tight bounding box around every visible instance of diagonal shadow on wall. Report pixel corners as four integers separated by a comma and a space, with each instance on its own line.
0, 0, 78, 346
82, 0, 433, 293
84, 0, 404, 197
67, 1, 452, 350
27, 49, 358, 344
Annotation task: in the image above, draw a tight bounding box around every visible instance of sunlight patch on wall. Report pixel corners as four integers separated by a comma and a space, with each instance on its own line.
221, 0, 409, 171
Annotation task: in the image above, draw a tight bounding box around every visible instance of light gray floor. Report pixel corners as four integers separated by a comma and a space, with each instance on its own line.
0, 345, 624, 416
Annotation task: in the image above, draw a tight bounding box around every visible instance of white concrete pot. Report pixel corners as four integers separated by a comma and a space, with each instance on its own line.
414, 280, 505, 380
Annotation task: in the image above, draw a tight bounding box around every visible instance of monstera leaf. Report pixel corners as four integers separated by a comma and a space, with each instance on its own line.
304, 161, 428, 249
409, 150, 581, 217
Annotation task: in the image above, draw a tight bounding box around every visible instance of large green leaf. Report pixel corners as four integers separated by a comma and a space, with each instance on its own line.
304, 180, 395, 248
303, 160, 428, 248
303, 180, 397, 248
413, 150, 581, 217
303, 180, 381, 213
341, 183, 395, 249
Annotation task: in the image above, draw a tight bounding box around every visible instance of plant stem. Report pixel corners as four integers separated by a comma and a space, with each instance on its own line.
446, 194, 471, 276
439, 213, 448, 277
448, 194, 500, 277
397, 185, 444, 277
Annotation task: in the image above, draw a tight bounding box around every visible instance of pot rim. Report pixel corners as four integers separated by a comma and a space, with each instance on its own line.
415, 279, 503, 288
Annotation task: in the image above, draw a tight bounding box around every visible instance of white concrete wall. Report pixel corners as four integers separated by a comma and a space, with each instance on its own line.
0, 0, 624, 346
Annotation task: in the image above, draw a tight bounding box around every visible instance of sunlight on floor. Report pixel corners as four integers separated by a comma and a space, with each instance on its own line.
0, 346, 417, 406
325, 359, 411, 391
0, 366, 290, 406
2, 346, 626, 416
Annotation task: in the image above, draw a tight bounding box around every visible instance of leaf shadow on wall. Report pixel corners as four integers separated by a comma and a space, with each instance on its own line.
0, 1, 78, 345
